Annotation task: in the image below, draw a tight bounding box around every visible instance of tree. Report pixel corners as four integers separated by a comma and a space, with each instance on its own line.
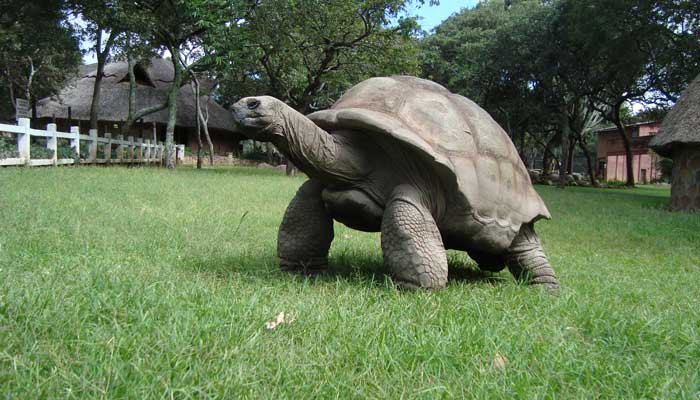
125, 0, 231, 169
421, 1, 559, 173
212, 0, 428, 113
0, 0, 81, 118
556, 0, 700, 186
207, 0, 429, 175
69, 0, 134, 130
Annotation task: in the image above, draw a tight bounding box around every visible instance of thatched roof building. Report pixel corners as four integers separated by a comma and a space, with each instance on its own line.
649, 73, 700, 157
35, 58, 243, 155
649, 73, 700, 212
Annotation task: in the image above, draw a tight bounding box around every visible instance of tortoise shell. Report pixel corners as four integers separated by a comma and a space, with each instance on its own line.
308, 76, 550, 251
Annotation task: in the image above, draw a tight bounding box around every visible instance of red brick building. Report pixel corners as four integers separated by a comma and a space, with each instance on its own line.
596, 121, 662, 183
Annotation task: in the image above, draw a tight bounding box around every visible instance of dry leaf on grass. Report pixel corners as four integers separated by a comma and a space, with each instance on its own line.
492, 352, 508, 370
265, 312, 296, 330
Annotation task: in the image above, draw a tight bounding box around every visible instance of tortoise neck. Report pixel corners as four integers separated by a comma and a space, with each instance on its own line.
270, 105, 340, 179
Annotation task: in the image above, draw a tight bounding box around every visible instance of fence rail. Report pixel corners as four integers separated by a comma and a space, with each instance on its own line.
0, 118, 183, 167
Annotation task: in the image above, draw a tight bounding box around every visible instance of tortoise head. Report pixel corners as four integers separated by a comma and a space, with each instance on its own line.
232, 96, 285, 140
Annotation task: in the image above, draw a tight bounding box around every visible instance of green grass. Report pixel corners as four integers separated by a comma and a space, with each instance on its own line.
1, 166, 699, 399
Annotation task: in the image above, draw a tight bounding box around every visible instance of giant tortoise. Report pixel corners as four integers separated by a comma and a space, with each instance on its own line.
232, 76, 559, 291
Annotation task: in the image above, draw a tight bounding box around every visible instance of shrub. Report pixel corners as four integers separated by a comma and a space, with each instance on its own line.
606, 179, 628, 187
0, 135, 19, 159
57, 139, 78, 160
30, 143, 55, 159
656, 157, 673, 183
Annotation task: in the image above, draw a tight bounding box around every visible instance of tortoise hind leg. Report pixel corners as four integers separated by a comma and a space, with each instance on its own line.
381, 185, 448, 289
277, 180, 334, 274
504, 223, 559, 292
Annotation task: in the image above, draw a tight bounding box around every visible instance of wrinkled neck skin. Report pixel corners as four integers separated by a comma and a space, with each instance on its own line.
265, 106, 359, 183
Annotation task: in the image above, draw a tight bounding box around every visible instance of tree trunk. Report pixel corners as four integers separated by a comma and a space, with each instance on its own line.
285, 161, 297, 176
25, 56, 35, 105
89, 29, 118, 130
670, 147, 700, 212
558, 115, 571, 188
4, 56, 15, 112
541, 132, 560, 177
90, 30, 104, 130
611, 103, 635, 187
577, 134, 599, 187
192, 74, 214, 166
566, 136, 576, 174
192, 79, 203, 169
519, 129, 528, 168
164, 47, 183, 170
121, 44, 137, 135
266, 142, 273, 164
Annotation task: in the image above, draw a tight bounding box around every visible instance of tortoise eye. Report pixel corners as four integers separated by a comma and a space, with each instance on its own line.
247, 99, 260, 110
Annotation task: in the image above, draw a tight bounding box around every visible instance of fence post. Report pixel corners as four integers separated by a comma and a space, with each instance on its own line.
115, 134, 124, 162
89, 129, 98, 162
17, 118, 30, 164
70, 126, 80, 165
103, 132, 112, 163
136, 138, 143, 162
144, 139, 151, 164
47, 123, 58, 166
126, 136, 134, 163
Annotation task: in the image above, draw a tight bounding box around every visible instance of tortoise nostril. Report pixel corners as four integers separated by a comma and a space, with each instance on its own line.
247, 99, 260, 110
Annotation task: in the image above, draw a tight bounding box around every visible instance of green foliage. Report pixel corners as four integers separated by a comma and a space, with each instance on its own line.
241, 148, 267, 162
211, 0, 425, 111
0, 0, 82, 108
79, 140, 91, 160
0, 167, 699, 398
56, 139, 78, 160
0, 136, 18, 159
605, 179, 629, 187
29, 142, 55, 160
656, 157, 674, 182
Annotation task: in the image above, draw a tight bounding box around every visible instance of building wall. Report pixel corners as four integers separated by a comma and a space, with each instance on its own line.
596, 122, 662, 183
605, 153, 658, 183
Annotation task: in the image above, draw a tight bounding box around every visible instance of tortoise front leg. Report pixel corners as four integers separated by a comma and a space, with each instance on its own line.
504, 223, 559, 292
278, 180, 334, 274
381, 185, 448, 289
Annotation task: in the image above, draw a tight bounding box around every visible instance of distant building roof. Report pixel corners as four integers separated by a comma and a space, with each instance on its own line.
650, 73, 700, 157
36, 58, 236, 132
595, 120, 660, 133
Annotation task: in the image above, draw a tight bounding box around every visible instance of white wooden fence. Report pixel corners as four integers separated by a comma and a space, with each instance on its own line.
0, 118, 184, 167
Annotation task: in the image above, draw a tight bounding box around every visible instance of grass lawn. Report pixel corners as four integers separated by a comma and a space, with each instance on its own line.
1, 166, 699, 398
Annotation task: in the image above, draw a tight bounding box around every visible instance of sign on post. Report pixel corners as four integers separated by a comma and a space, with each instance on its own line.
15, 99, 29, 120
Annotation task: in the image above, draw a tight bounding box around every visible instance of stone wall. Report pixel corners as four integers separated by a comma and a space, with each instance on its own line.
671, 146, 700, 212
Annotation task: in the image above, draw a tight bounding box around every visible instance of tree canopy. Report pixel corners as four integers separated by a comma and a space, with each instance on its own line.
0, 0, 81, 119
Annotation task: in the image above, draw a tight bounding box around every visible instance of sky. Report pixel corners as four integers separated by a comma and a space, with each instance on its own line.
406, 0, 477, 32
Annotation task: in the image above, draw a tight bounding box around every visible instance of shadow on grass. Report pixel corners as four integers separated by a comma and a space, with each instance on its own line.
178, 250, 506, 289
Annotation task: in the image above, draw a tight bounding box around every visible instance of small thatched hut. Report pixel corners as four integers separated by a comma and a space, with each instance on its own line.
35, 58, 244, 155
649, 73, 700, 212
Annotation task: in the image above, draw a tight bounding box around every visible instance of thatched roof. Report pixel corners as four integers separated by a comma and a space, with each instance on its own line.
36, 58, 236, 132
650, 73, 700, 157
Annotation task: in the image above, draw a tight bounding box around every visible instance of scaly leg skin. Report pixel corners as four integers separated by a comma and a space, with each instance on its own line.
381, 185, 448, 289
277, 180, 334, 275
504, 223, 559, 293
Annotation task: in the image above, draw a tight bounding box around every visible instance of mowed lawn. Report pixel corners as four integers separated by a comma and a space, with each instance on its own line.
1, 166, 699, 399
